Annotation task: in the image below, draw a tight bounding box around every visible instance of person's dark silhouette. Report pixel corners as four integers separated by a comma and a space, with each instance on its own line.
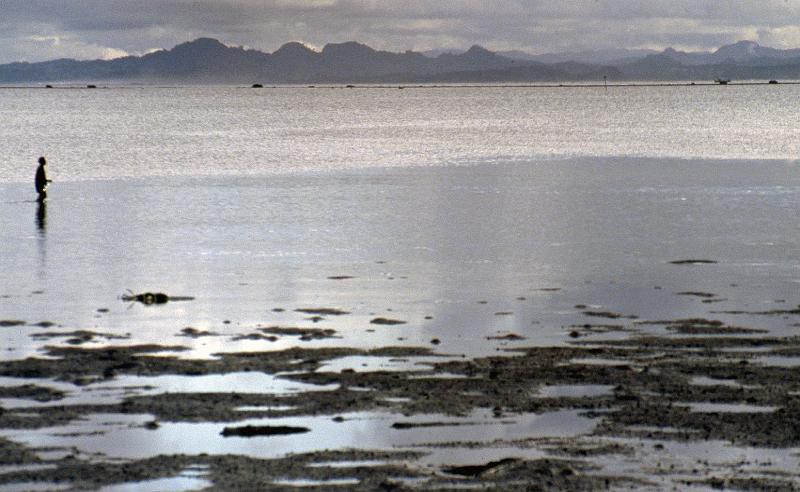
35, 156, 51, 202
36, 200, 47, 231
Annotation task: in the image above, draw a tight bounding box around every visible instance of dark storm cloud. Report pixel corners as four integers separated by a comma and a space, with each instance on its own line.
2, 1, 800, 63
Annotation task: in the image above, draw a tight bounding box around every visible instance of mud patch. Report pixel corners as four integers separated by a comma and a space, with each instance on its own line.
0, 321, 26, 328
370, 318, 407, 325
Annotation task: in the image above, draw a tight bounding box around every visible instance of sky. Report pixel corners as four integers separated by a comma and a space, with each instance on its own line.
2, 0, 800, 63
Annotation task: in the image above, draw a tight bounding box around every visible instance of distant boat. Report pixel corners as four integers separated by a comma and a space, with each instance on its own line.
714, 79, 730, 85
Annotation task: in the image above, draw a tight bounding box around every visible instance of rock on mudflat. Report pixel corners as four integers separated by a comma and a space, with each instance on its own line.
221, 425, 309, 437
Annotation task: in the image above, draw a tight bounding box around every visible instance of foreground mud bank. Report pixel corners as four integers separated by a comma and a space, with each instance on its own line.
0, 313, 799, 490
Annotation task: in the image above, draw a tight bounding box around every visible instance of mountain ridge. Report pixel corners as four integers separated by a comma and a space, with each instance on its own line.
2, 38, 800, 84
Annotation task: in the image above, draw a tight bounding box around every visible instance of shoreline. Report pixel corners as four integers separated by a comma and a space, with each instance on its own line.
2, 154, 800, 188
2, 80, 800, 90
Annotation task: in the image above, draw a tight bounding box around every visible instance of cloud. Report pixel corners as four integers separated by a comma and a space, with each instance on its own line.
0, 33, 131, 62
1, 0, 800, 63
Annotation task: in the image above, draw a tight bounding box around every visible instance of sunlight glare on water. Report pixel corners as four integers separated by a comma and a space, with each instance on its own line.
1, 85, 799, 182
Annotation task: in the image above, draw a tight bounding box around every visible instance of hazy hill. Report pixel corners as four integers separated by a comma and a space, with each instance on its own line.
2, 38, 800, 84
658, 41, 800, 67
499, 48, 658, 65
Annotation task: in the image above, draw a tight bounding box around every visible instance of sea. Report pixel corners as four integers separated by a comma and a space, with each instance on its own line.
1, 84, 800, 485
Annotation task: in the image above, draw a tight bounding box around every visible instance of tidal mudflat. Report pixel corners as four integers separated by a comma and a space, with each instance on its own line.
3, 157, 800, 490
1, 299, 800, 490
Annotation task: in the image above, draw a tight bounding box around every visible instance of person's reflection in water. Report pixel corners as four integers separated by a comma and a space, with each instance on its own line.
36, 199, 47, 232
35, 198, 47, 281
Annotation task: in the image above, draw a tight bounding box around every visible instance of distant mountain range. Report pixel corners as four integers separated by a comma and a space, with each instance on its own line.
3, 38, 800, 84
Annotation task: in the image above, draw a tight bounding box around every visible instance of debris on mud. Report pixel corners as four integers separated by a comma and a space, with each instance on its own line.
294, 308, 350, 316
121, 292, 195, 305
30, 330, 131, 345
259, 326, 339, 340
676, 291, 717, 298
669, 259, 718, 265
635, 318, 768, 335
178, 327, 219, 338
486, 333, 526, 341
582, 310, 637, 320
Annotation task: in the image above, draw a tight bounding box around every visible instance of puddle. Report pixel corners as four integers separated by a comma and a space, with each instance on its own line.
719, 347, 774, 353
235, 405, 297, 412
567, 358, 632, 366
689, 376, 743, 387
307, 460, 387, 469
4, 410, 597, 461
315, 356, 442, 373
271, 478, 361, 487
101, 373, 335, 395
382, 397, 412, 403
754, 356, 800, 367
407, 373, 472, 380
535, 385, 614, 398
0, 484, 70, 492
675, 402, 778, 413
97, 475, 212, 492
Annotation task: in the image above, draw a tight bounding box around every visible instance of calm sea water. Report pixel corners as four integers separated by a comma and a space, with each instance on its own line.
1, 84, 800, 182
1, 86, 800, 358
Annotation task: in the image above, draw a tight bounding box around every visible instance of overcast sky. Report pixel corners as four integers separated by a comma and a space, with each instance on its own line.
2, 0, 800, 63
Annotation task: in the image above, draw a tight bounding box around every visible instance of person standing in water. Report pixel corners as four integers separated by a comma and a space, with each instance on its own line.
35, 156, 51, 202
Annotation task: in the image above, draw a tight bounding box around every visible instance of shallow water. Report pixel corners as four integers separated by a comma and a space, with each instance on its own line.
4, 409, 595, 461
3, 158, 800, 360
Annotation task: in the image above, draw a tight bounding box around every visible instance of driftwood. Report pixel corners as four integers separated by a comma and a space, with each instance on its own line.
220, 425, 309, 437
121, 291, 195, 305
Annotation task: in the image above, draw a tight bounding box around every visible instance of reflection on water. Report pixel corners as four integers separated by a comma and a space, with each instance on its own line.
4, 409, 596, 461
35, 200, 46, 232
97, 474, 211, 492
35, 200, 46, 282
0, 372, 337, 409
2, 158, 800, 360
